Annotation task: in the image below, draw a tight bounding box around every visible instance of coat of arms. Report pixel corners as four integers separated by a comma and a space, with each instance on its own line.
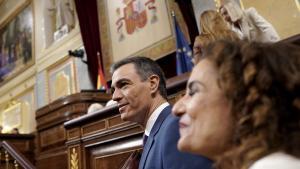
116, 0, 157, 41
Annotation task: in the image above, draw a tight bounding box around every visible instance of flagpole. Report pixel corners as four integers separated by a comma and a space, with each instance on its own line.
172, 10, 194, 75
96, 51, 103, 87
172, 11, 181, 75
96, 51, 107, 90
96, 51, 101, 68
171, 10, 177, 52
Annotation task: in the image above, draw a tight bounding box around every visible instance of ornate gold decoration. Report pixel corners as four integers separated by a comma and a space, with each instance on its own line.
5, 150, 9, 169
2, 101, 22, 133
70, 148, 79, 169
54, 71, 70, 100
21, 101, 30, 133
0, 2, 34, 87
48, 58, 77, 102
98, 0, 182, 77
14, 160, 19, 169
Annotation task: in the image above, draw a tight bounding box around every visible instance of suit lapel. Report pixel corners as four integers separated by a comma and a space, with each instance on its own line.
139, 135, 154, 169
139, 105, 171, 169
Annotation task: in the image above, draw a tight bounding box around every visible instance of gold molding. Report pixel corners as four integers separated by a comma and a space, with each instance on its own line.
36, 30, 83, 72
0, 0, 35, 87
70, 148, 79, 169
54, 71, 70, 100
0, 0, 30, 26
2, 101, 22, 132
47, 57, 77, 102
0, 73, 35, 105
97, 0, 186, 79
0, 87, 35, 133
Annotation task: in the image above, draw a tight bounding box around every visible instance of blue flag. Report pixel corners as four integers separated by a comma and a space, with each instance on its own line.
173, 15, 193, 75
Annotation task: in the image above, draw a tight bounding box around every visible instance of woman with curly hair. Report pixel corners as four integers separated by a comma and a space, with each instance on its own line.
172, 40, 300, 169
192, 10, 239, 64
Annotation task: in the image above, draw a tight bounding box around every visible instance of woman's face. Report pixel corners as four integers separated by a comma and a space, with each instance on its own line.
172, 58, 234, 160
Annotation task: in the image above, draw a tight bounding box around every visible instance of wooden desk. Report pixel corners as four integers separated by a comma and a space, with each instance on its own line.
64, 105, 143, 169
35, 92, 111, 169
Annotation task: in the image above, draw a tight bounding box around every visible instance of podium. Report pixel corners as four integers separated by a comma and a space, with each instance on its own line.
35, 92, 111, 169
64, 105, 143, 169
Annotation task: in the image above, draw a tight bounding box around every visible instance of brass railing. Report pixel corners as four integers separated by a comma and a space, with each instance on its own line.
0, 141, 35, 169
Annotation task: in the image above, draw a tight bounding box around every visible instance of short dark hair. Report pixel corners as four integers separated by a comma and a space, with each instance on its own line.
110, 56, 168, 99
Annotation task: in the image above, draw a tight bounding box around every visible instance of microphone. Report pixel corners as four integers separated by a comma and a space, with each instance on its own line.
68, 49, 87, 64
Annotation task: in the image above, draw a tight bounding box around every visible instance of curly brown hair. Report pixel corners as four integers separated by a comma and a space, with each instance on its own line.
203, 40, 300, 169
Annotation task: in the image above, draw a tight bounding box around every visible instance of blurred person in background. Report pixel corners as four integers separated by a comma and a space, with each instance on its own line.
220, 0, 280, 42
192, 10, 239, 64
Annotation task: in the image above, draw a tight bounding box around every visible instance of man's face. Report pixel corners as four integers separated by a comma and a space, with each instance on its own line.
111, 63, 152, 124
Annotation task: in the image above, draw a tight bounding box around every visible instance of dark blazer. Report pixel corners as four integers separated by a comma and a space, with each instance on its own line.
139, 105, 212, 169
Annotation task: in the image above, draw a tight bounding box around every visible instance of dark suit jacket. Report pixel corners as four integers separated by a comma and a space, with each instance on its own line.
139, 105, 212, 169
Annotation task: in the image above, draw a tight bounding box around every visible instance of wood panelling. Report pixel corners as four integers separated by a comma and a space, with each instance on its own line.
36, 151, 68, 169
64, 105, 143, 169
82, 120, 106, 136
107, 115, 129, 128
94, 151, 131, 169
67, 128, 81, 140
8, 140, 31, 152
87, 136, 142, 169
35, 91, 111, 169
0, 134, 35, 164
39, 125, 66, 149
37, 111, 61, 126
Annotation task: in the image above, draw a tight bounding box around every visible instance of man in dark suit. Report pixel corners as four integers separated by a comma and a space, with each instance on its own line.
111, 56, 212, 169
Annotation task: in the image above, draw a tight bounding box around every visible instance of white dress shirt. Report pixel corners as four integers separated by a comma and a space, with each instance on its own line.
249, 152, 300, 169
144, 102, 170, 137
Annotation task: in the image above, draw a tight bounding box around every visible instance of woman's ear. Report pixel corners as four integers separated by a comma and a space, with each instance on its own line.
148, 75, 160, 95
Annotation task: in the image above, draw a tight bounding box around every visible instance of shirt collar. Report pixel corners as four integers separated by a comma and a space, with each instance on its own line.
144, 102, 169, 136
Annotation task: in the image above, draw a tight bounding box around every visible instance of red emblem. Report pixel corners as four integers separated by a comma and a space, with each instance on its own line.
116, 0, 157, 40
